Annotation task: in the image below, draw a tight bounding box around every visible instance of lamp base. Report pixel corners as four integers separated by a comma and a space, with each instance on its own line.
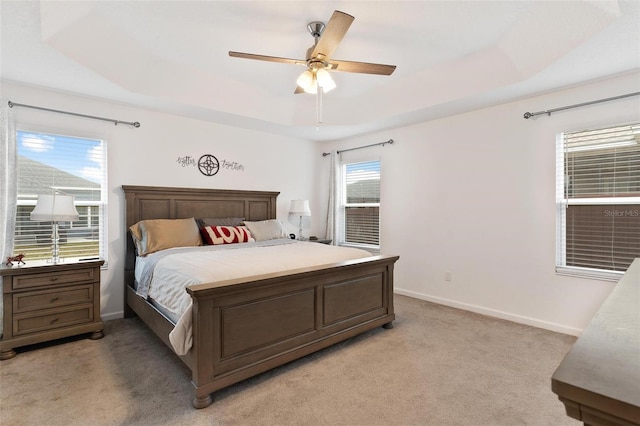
49, 223, 64, 264
298, 216, 304, 241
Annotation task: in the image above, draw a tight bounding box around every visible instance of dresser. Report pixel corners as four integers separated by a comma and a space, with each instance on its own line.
0, 259, 104, 360
552, 258, 640, 425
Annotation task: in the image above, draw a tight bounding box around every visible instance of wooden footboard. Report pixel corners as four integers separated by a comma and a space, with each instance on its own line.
187, 255, 398, 408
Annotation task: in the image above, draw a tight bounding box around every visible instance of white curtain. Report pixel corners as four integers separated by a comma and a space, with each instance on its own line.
325, 150, 340, 245
0, 100, 17, 337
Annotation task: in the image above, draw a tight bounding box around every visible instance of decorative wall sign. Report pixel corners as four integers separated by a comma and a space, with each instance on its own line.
176, 153, 245, 177
221, 160, 245, 171
198, 154, 220, 176
176, 156, 196, 167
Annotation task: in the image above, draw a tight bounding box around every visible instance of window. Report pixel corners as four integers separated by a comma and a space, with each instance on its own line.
14, 130, 107, 262
340, 160, 381, 249
556, 122, 640, 279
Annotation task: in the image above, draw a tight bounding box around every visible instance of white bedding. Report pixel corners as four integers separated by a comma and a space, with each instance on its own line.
134, 239, 371, 355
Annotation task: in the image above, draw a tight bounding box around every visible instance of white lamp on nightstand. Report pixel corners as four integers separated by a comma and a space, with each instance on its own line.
31, 194, 79, 264
290, 200, 311, 240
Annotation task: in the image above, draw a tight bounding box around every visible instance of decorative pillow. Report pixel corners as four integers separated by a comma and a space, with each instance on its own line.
130, 218, 202, 256
197, 217, 245, 228
243, 219, 287, 241
200, 225, 254, 245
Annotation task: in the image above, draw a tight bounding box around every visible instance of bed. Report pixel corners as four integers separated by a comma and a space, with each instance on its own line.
122, 185, 399, 408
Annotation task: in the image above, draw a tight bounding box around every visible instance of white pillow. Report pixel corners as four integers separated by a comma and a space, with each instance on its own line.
243, 219, 287, 241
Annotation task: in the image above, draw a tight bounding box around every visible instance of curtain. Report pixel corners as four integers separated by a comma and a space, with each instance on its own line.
0, 100, 17, 337
325, 150, 340, 244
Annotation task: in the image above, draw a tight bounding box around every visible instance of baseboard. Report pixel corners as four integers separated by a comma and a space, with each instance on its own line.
394, 288, 582, 337
101, 311, 124, 322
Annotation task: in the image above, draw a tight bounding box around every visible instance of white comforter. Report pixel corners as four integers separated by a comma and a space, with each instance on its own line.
135, 239, 371, 355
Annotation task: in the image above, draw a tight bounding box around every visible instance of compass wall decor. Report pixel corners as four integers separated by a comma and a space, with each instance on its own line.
198, 154, 220, 176
176, 153, 245, 177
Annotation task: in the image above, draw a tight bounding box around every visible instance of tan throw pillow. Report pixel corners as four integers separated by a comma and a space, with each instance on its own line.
243, 219, 287, 241
130, 218, 202, 256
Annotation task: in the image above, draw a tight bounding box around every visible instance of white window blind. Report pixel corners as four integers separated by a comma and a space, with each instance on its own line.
14, 130, 107, 262
341, 160, 381, 248
556, 122, 640, 279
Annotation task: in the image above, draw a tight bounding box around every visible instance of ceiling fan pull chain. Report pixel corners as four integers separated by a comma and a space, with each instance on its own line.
316, 86, 323, 130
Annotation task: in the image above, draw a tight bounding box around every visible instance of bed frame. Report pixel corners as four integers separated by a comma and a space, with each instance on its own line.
122, 185, 399, 408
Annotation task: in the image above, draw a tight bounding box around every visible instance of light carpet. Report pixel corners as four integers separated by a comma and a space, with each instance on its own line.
0, 295, 577, 425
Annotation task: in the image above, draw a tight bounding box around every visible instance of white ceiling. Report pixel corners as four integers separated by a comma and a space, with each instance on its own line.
1, 1, 639, 141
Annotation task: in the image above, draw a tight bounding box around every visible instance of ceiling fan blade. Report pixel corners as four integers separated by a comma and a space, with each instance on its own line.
311, 10, 354, 61
229, 51, 305, 66
329, 59, 396, 76
294, 85, 305, 94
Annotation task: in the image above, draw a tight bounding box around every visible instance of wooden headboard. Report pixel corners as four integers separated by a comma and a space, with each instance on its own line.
121, 185, 279, 288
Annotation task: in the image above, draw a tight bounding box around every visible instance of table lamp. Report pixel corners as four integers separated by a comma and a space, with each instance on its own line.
31, 194, 79, 263
290, 200, 311, 240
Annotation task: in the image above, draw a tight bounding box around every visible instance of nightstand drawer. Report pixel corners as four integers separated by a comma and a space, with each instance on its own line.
13, 303, 94, 336
13, 285, 93, 313
12, 268, 95, 290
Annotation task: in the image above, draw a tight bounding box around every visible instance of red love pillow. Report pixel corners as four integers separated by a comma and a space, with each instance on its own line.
200, 225, 254, 245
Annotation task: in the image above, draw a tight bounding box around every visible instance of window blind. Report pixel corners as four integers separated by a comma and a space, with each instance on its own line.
556, 122, 640, 277
342, 160, 380, 247
14, 130, 107, 262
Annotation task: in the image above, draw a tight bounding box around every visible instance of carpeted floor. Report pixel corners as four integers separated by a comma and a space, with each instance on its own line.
0, 295, 577, 426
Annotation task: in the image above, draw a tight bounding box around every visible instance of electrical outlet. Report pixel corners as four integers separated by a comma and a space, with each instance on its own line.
445, 271, 452, 282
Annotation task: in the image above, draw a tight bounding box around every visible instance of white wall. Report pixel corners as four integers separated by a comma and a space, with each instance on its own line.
314, 71, 640, 335
4, 71, 638, 333
2, 81, 317, 320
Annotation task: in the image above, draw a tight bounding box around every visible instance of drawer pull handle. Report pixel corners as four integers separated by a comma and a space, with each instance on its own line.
50, 318, 59, 324
50, 277, 59, 282
50, 296, 59, 303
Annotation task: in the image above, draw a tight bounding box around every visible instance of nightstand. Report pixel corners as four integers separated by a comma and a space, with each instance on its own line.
0, 259, 104, 360
308, 238, 332, 245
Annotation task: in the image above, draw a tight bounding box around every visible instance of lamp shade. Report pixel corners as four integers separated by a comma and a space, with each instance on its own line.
31, 194, 79, 221
297, 68, 336, 95
303, 81, 318, 94
290, 200, 311, 216
296, 69, 314, 92
316, 69, 336, 92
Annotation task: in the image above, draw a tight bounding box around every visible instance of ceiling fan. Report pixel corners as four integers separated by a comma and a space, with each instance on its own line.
229, 10, 396, 95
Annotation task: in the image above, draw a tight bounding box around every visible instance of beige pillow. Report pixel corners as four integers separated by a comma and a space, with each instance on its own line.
130, 218, 202, 256
243, 219, 287, 241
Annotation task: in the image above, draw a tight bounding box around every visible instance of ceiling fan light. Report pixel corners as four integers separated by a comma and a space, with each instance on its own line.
296, 70, 314, 91
304, 83, 318, 94
316, 68, 336, 92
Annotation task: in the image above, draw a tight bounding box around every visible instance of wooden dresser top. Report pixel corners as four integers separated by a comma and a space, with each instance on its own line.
552, 258, 640, 424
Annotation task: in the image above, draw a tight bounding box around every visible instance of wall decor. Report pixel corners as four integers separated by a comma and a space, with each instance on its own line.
198, 154, 220, 176
176, 153, 245, 177
176, 155, 196, 167
221, 159, 245, 171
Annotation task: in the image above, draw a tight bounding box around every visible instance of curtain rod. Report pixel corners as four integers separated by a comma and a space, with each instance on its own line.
523, 92, 640, 119
322, 139, 393, 157
7, 101, 141, 128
